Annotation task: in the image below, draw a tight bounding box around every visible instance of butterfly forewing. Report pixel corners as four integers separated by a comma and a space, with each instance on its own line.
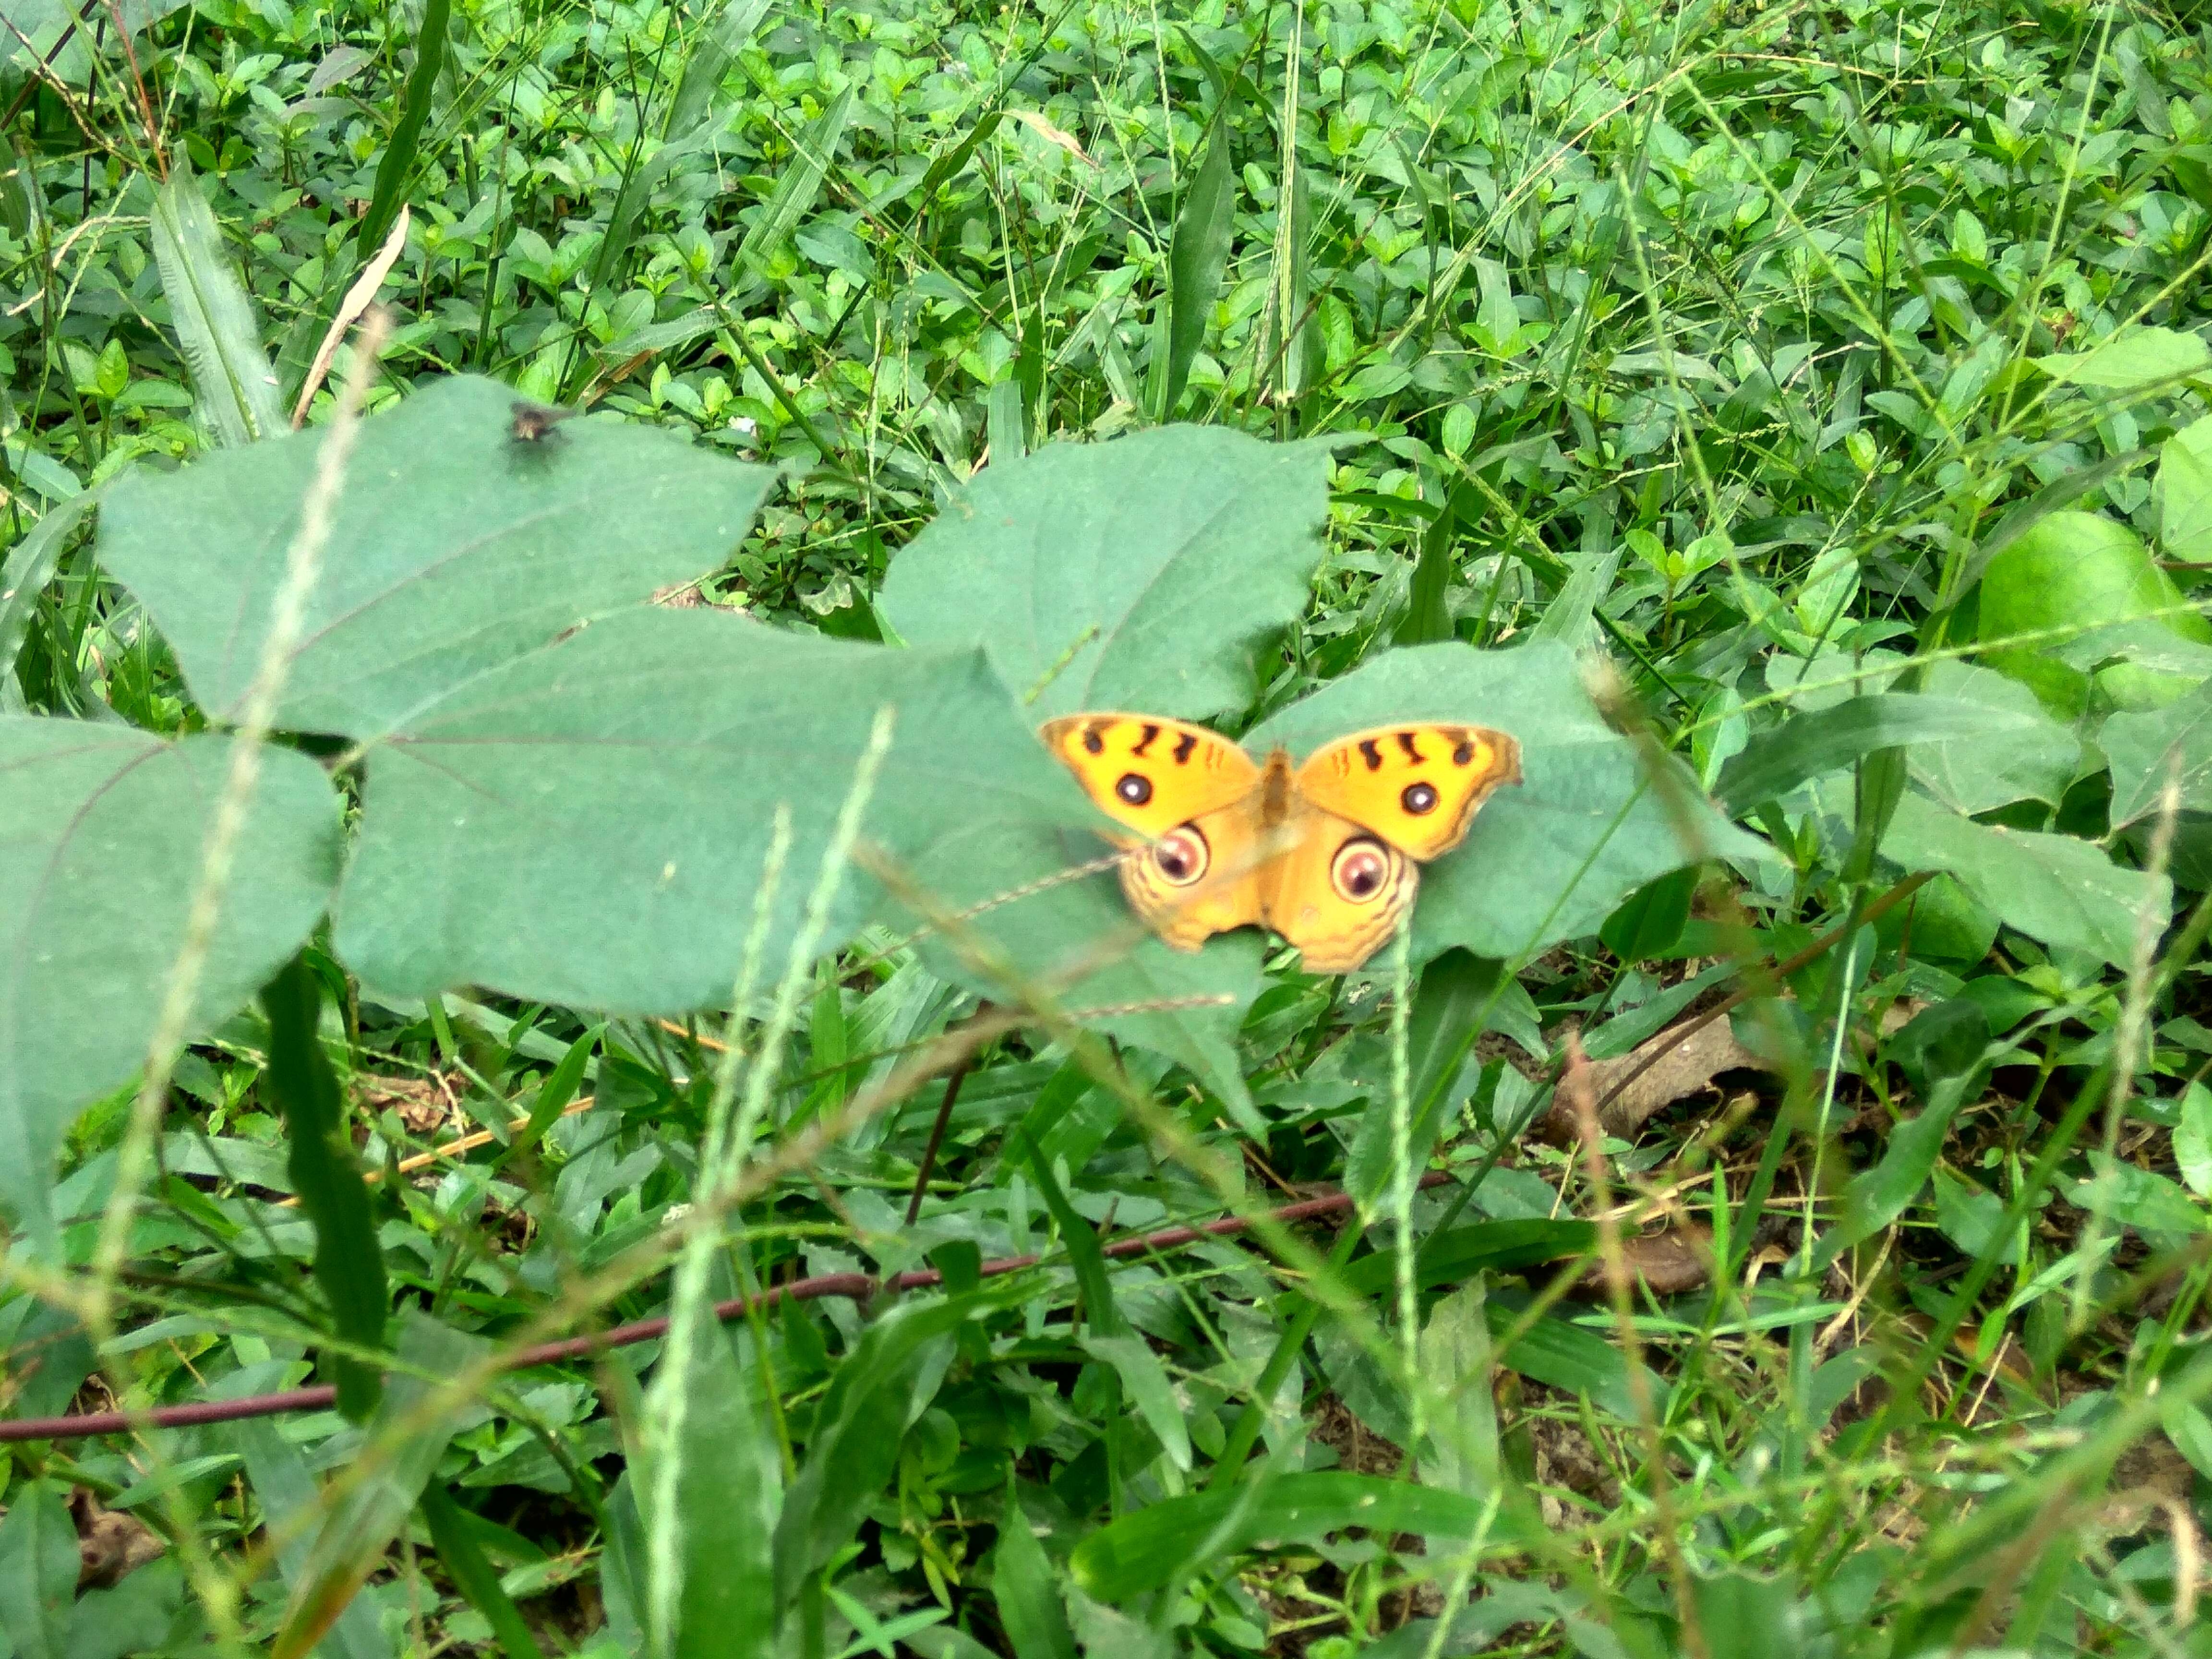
1293, 723, 1522, 862
1040, 713, 1261, 839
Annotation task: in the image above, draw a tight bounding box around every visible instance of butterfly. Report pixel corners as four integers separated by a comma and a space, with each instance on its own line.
1041, 713, 1522, 973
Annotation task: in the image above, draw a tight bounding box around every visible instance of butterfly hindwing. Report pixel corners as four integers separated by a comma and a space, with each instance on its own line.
1293, 723, 1522, 862
1040, 713, 1261, 840
1118, 795, 1272, 952
1260, 804, 1418, 974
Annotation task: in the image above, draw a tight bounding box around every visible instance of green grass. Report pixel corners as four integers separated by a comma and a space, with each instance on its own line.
3, 0, 2212, 1655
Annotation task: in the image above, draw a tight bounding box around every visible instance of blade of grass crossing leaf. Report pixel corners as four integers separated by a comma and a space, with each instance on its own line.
735, 88, 856, 281
273, 1312, 489, 1659
420, 1484, 549, 1659
0, 489, 97, 710
991, 1479, 1078, 1659
259, 952, 386, 1421
1814, 1075, 1970, 1269
150, 165, 284, 445
357, 0, 450, 253
1152, 120, 1236, 421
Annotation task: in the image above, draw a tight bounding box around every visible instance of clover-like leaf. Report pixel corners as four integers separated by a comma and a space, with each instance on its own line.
97, 375, 775, 739
879, 426, 1335, 720
0, 717, 342, 1236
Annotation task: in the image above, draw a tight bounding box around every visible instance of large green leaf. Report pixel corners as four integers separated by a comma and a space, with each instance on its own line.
1881, 792, 2167, 964
333, 611, 1098, 1013
1248, 641, 1763, 961
878, 427, 1334, 722
96, 375, 775, 739
0, 719, 341, 1237
2103, 680, 2212, 826
1906, 662, 2080, 816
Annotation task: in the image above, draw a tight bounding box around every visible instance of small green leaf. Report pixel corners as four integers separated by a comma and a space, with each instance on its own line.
0, 1479, 75, 1659
357, 0, 450, 253
2177, 1081, 2212, 1199
0, 489, 100, 708
2159, 412, 2212, 564
1069, 1471, 1503, 1601
1153, 109, 1237, 419
772, 1296, 979, 1612
1600, 868, 1697, 962
1418, 1283, 1497, 1498
275, 1312, 490, 1659
735, 89, 857, 282
2102, 681, 2212, 827
1080, 1332, 1190, 1473
653, 1321, 778, 1659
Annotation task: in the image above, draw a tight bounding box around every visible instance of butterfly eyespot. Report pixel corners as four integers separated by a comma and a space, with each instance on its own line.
1152, 827, 1209, 886
1116, 772, 1153, 805
1082, 730, 1105, 755
1401, 781, 1439, 815
1331, 839, 1391, 903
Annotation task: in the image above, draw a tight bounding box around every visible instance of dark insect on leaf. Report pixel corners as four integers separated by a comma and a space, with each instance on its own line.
510, 400, 578, 442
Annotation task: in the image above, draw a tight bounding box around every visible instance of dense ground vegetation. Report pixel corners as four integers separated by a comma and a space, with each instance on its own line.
4, 0, 2212, 1654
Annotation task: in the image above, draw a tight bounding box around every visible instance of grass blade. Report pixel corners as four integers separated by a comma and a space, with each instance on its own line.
259, 952, 387, 1421
1395, 487, 1457, 645
419, 1483, 549, 1659
272, 1313, 487, 1659
734, 88, 856, 284
1151, 115, 1236, 421
357, 0, 450, 254
150, 164, 284, 445
0, 489, 97, 710
665, 0, 774, 140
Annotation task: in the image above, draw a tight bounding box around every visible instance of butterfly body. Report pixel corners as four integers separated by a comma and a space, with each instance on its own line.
1042, 712, 1521, 972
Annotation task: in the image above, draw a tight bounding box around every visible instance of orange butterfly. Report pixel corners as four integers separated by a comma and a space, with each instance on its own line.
1042, 714, 1521, 972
